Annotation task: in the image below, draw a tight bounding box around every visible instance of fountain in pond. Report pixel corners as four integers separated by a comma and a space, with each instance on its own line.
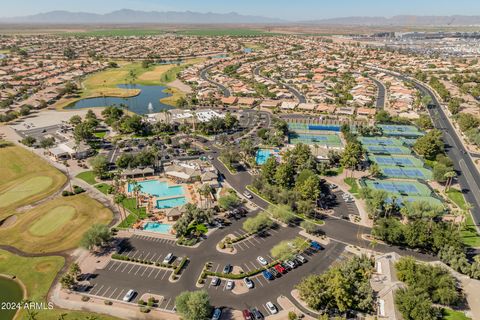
147, 102, 154, 113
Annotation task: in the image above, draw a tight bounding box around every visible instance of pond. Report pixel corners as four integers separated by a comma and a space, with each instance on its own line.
0, 277, 23, 320
65, 84, 174, 115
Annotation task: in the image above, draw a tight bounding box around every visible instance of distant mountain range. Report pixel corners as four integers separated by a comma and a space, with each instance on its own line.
0, 9, 284, 24
303, 15, 480, 26
1, 10, 480, 26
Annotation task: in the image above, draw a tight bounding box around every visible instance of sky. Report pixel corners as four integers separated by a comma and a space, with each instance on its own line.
3, 0, 480, 20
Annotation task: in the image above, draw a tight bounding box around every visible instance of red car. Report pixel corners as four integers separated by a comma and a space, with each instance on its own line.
242, 309, 252, 320
274, 264, 286, 274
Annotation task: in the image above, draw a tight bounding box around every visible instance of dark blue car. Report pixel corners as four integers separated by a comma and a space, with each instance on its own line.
310, 241, 323, 250
262, 270, 274, 280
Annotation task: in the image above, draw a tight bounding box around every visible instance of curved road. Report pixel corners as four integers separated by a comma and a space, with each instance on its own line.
199, 64, 231, 97
253, 65, 307, 104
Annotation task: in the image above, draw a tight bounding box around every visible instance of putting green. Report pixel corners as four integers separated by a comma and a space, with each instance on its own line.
28, 206, 76, 237
0, 176, 53, 208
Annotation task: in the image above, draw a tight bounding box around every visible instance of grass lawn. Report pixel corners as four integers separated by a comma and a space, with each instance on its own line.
0, 145, 66, 217
446, 188, 480, 247
0, 250, 120, 320
160, 87, 185, 106
76, 171, 97, 185
94, 131, 107, 138
0, 194, 112, 253
177, 28, 276, 36
443, 308, 471, 320
118, 198, 148, 228
95, 183, 111, 195
344, 177, 360, 197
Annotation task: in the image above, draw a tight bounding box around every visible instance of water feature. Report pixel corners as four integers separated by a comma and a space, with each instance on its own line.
129, 180, 185, 198
156, 196, 187, 209
65, 84, 173, 114
0, 277, 23, 320
143, 222, 172, 234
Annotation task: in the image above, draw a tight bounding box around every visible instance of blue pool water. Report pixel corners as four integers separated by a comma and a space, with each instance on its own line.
129, 180, 184, 198
256, 149, 279, 165
156, 197, 187, 209
143, 222, 172, 234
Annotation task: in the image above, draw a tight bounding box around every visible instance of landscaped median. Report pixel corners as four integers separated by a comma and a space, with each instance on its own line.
197, 260, 280, 285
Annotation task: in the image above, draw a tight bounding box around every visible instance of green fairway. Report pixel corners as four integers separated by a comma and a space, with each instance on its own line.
28, 206, 76, 236
177, 28, 276, 36
63, 29, 165, 37
0, 194, 112, 253
0, 176, 53, 208
76, 170, 97, 185
0, 250, 120, 320
0, 145, 66, 216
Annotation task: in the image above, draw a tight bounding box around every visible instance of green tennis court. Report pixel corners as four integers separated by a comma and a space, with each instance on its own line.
288, 132, 343, 147
362, 179, 433, 196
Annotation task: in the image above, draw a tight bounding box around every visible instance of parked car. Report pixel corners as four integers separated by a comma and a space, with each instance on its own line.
122, 289, 135, 302
223, 264, 232, 274
285, 260, 296, 269
274, 264, 286, 274
257, 256, 268, 266
163, 253, 174, 264
226, 280, 234, 290
266, 301, 278, 314
310, 241, 324, 251
212, 308, 222, 320
251, 308, 263, 319
281, 261, 292, 271
243, 191, 253, 199
244, 277, 254, 289
269, 267, 280, 278
328, 183, 338, 190
211, 277, 220, 286
242, 309, 253, 320
262, 270, 274, 280
296, 254, 307, 264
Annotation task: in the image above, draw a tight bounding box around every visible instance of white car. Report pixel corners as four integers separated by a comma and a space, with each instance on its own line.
243, 277, 254, 289
257, 256, 268, 266
226, 280, 234, 290
122, 289, 135, 302
163, 253, 174, 264
211, 277, 220, 286
243, 191, 253, 199
266, 301, 278, 314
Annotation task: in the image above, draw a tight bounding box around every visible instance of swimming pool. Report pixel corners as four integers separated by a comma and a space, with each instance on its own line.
129, 180, 185, 198
156, 196, 187, 209
256, 149, 273, 165
143, 222, 172, 234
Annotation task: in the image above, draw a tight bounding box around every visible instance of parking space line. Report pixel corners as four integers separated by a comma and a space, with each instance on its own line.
235, 243, 245, 251
270, 228, 279, 234
108, 288, 118, 298
147, 267, 155, 278
246, 238, 256, 247
135, 266, 145, 275
89, 283, 97, 293
251, 237, 261, 244
115, 289, 126, 300
140, 266, 149, 276
213, 264, 219, 273
106, 262, 115, 271
127, 264, 137, 274
256, 235, 267, 242
114, 261, 124, 272
243, 264, 251, 272
130, 251, 138, 259
262, 305, 270, 315
150, 253, 156, 261
154, 268, 163, 279
161, 270, 169, 280
267, 255, 275, 262
144, 252, 151, 260
91, 284, 104, 295
121, 263, 130, 272
256, 276, 265, 287
164, 298, 172, 310
249, 261, 258, 270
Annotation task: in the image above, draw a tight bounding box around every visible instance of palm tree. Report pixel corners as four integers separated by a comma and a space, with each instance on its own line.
198, 184, 213, 208
133, 183, 142, 208
444, 171, 456, 191
114, 192, 127, 223
63, 160, 73, 193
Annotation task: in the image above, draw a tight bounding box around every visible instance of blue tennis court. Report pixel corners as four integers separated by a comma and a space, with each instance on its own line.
380, 167, 432, 179
365, 145, 411, 155
363, 180, 433, 196
378, 124, 424, 137
359, 137, 404, 146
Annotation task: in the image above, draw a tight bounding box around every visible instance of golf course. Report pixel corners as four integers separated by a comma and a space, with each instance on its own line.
0, 145, 66, 217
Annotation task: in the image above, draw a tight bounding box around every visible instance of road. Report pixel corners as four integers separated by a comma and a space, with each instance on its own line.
253, 65, 307, 104
199, 64, 231, 97
370, 77, 386, 109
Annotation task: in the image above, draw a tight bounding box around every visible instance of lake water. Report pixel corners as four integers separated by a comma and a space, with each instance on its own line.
0, 277, 23, 320
65, 84, 174, 114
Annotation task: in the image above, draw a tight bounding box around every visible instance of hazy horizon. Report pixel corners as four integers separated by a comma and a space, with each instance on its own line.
3, 0, 480, 21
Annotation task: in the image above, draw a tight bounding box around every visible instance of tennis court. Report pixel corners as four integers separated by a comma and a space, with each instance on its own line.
363, 180, 433, 196
288, 123, 343, 132
368, 155, 425, 167
365, 145, 411, 155
288, 132, 343, 147
378, 124, 424, 138
359, 137, 405, 146
379, 166, 432, 180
